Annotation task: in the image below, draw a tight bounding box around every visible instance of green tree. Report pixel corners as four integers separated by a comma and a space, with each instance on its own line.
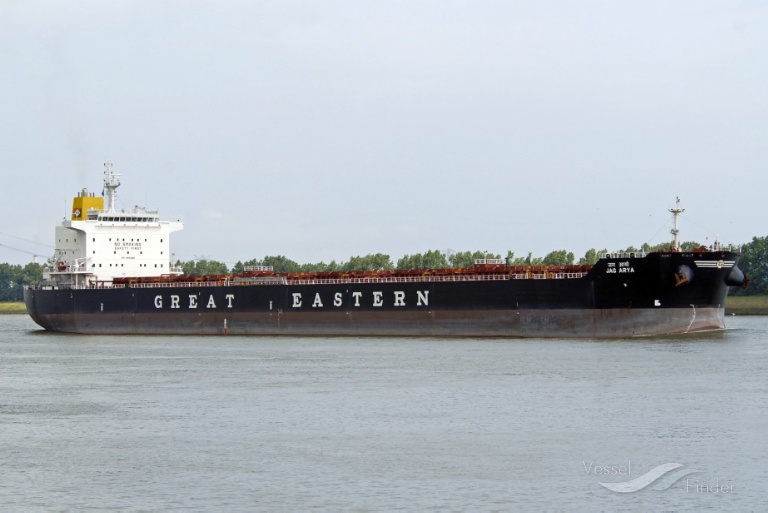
0, 262, 44, 301
342, 253, 394, 271
507, 250, 530, 266
505, 251, 530, 266
397, 250, 449, 269
579, 248, 597, 265
542, 250, 575, 266
300, 260, 341, 272
260, 255, 302, 273
578, 248, 608, 265
639, 240, 702, 253
449, 251, 500, 268
733, 236, 768, 295
176, 259, 229, 275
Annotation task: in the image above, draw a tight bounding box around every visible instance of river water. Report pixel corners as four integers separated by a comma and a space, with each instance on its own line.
1, 314, 765, 512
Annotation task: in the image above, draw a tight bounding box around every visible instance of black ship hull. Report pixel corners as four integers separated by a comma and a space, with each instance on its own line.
24, 251, 744, 338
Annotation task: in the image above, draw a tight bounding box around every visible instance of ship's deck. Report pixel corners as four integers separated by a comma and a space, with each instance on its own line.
29, 269, 592, 290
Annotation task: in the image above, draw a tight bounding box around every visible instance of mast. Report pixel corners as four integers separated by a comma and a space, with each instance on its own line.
669, 197, 685, 251
103, 161, 121, 214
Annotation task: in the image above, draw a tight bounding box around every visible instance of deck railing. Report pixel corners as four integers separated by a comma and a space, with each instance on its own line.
243, 265, 275, 272
28, 269, 590, 290
599, 251, 647, 259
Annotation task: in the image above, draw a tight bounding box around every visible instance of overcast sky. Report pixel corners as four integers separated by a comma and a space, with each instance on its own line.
1, 1, 766, 267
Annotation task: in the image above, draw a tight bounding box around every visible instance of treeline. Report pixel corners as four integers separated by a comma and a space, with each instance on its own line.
3, 237, 767, 301
0, 263, 45, 301
732, 236, 768, 296
179, 240, 708, 276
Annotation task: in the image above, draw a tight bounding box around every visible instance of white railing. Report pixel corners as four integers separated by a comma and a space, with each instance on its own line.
32, 269, 591, 291
474, 258, 505, 265
244, 265, 275, 272
285, 274, 510, 285
45, 257, 91, 274
599, 252, 647, 259
510, 272, 589, 280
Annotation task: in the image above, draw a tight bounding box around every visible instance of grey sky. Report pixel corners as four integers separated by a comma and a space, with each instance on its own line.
1, 1, 766, 267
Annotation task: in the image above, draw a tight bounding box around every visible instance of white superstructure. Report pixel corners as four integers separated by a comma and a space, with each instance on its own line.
44, 162, 183, 287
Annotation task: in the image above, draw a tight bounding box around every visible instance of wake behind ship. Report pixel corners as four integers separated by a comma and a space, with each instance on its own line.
24, 163, 749, 337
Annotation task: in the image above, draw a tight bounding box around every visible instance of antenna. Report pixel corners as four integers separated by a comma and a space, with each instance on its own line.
103, 160, 122, 214
669, 197, 685, 251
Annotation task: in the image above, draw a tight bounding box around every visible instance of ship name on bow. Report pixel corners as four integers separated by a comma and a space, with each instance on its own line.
151, 290, 430, 310
606, 261, 635, 274
154, 294, 234, 309
291, 290, 429, 308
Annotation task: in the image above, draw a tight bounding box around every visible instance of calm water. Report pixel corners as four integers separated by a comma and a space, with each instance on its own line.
1, 314, 765, 512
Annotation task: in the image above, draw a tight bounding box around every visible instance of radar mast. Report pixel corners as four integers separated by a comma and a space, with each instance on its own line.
669, 197, 685, 251
103, 161, 121, 214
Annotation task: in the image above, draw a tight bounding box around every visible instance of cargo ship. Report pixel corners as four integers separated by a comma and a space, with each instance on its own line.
24, 163, 748, 337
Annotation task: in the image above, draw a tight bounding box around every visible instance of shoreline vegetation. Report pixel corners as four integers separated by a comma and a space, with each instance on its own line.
1, 302, 26, 314
3, 296, 767, 316
724, 295, 768, 316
